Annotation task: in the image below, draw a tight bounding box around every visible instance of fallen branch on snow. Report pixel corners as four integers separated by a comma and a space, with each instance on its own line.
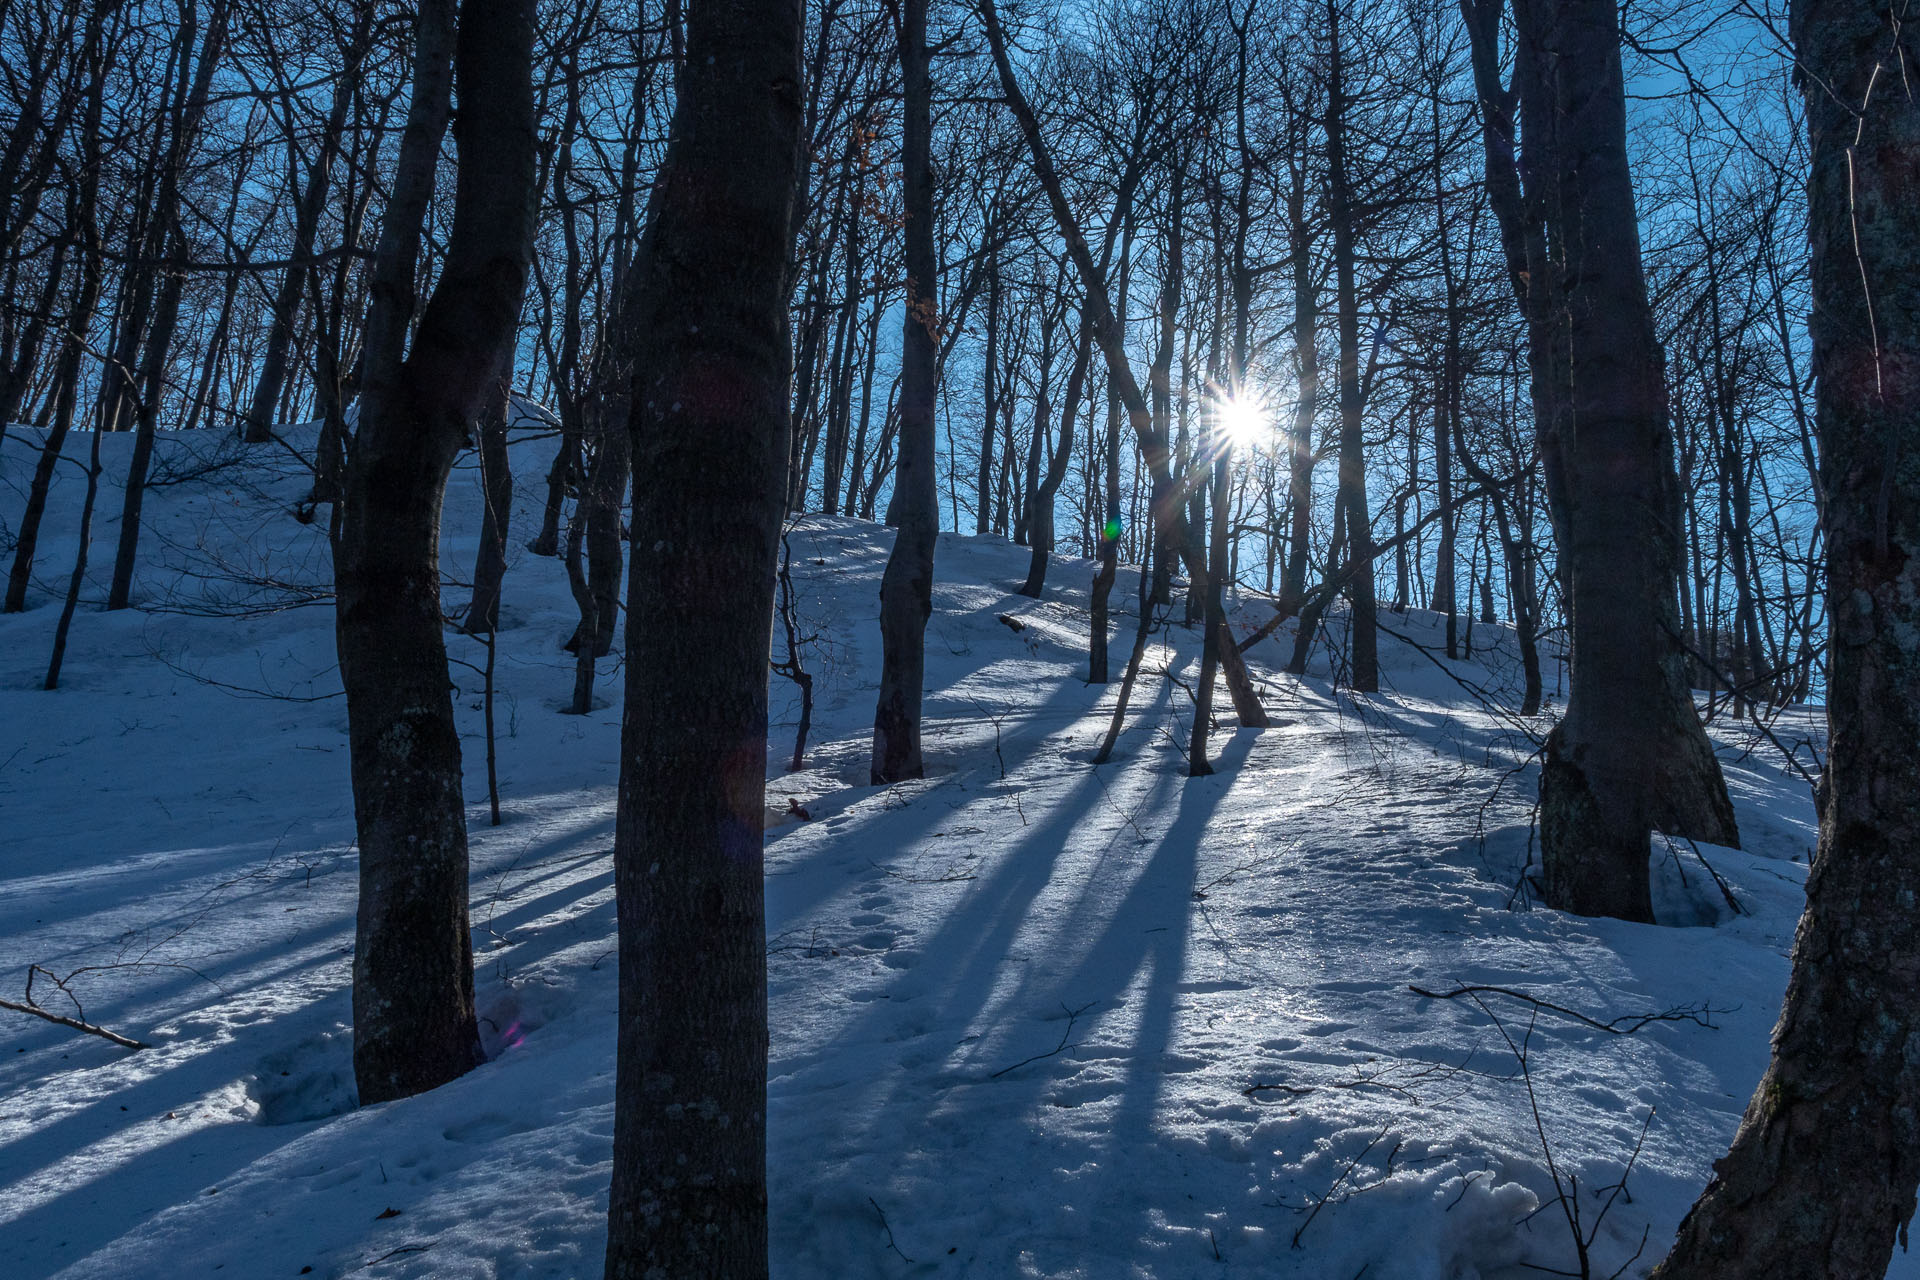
1409, 984, 1728, 1036
0, 990, 148, 1050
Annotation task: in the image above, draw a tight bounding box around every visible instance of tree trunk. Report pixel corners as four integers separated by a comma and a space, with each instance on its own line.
462, 359, 514, 633
603, 0, 801, 1269
6, 60, 105, 617
1653, 5, 1920, 1274
870, 0, 939, 784
1323, 0, 1377, 693
1532, 0, 1737, 921
1021, 300, 1092, 597
1281, 175, 1320, 604
335, 0, 536, 1104
106, 0, 229, 611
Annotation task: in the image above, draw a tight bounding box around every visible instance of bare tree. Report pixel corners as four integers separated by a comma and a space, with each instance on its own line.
602, 0, 803, 1272
1654, 4, 1920, 1273
334, 0, 537, 1103
871, 0, 940, 784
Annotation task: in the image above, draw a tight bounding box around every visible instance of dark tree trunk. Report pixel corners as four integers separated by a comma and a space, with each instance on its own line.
976, 242, 998, 536
1323, 0, 1377, 694
602, 0, 801, 1268
1281, 177, 1320, 604
528, 431, 575, 557
1532, 0, 1737, 921
105, 224, 192, 610
871, 0, 939, 784
462, 359, 514, 633
1020, 300, 1092, 597
335, 0, 536, 1104
1654, 5, 1920, 1274
0, 231, 67, 435
1089, 229, 1133, 683
43, 424, 101, 690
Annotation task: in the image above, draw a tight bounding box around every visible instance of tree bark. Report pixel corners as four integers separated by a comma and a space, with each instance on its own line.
871, 0, 939, 784
1654, 5, 1920, 1274
335, 0, 536, 1104
5, 36, 107, 616
1531, 0, 1737, 921
602, 0, 801, 1269
1020, 299, 1092, 597
106, 0, 229, 611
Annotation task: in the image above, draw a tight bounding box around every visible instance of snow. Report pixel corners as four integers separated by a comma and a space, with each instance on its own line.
0, 422, 1892, 1279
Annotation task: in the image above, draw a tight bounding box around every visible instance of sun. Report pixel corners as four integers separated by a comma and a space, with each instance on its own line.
1213, 392, 1267, 451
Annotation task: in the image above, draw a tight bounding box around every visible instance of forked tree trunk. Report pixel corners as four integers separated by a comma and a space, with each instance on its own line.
1654, 6, 1920, 1275
602, 0, 801, 1270
1528, 0, 1737, 920
870, 0, 938, 784
335, 0, 536, 1104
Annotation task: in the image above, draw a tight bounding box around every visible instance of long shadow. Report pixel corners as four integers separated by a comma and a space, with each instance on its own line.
771, 678, 1195, 1163
767, 746, 1134, 1134
763, 666, 1100, 930
0, 952, 353, 1219
1034, 731, 1254, 1159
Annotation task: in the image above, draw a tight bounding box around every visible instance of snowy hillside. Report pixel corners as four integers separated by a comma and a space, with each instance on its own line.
0, 424, 1866, 1278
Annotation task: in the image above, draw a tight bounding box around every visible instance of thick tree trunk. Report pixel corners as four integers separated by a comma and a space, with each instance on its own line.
871, 0, 939, 784
1532, 0, 1737, 921
1654, 6, 1920, 1275
335, 0, 536, 1104
602, 0, 800, 1269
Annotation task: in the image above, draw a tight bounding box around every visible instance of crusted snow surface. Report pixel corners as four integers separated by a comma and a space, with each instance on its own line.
0, 423, 1879, 1279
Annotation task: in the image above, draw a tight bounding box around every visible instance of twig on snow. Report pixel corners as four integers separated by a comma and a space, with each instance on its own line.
1410, 984, 1728, 1035
989, 1000, 1095, 1079
868, 1197, 914, 1264
0, 965, 148, 1050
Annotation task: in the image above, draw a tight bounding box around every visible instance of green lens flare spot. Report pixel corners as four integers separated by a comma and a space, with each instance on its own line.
1102, 517, 1123, 542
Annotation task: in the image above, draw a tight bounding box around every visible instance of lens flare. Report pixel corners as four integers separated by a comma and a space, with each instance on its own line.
1214, 393, 1267, 450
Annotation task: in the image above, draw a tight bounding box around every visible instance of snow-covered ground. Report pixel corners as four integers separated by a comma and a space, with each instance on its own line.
0, 423, 1874, 1278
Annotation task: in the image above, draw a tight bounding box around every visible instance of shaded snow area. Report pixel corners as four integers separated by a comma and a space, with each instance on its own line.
0, 423, 1882, 1279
